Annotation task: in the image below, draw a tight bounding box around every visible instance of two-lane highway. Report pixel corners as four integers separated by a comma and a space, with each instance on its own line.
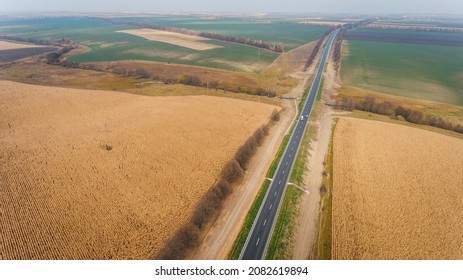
240, 30, 339, 260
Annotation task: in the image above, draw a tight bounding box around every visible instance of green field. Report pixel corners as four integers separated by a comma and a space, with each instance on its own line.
0, 17, 279, 72
114, 16, 331, 50
341, 39, 463, 105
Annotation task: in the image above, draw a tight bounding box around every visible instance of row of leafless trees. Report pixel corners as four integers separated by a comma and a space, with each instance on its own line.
0, 35, 74, 47
303, 28, 334, 71
332, 19, 376, 70
332, 30, 344, 70
1, 35, 77, 66
44, 47, 76, 65
157, 110, 280, 259
100, 18, 284, 53
44, 55, 277, 97
334, 96, 463, 134
364, 24, 463, 33
115, 67, 277, 97
303, 19, 375, 71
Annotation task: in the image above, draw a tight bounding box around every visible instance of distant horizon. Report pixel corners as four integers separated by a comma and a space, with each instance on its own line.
0, 0, 462, 15
1, 11, 463, 18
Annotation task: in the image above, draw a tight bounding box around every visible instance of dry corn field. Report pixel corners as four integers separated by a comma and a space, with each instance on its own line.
333, 117, 463, 259
0, 80, 278, 259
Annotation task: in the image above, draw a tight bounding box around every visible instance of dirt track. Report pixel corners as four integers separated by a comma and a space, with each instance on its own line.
190, 40, 318, 259
191, 101, 293, 259
0, 80, 277, 259
290, 37, 340, 260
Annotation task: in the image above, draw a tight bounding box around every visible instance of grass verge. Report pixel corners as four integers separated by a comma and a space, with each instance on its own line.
227, 127, 293, 259
316, 77, 324, 101
313, 118, 337, 259
265, 185, 302, 259
228, 180, 271, 259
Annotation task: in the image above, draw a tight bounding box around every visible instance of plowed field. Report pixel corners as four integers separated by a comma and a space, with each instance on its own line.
333, 118, 463, 259
0, 80, 277, 259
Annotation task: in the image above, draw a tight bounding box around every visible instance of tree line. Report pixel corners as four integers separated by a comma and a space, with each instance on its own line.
363, 24, 463, 33
44, 47, 76, 65
303, 19, 375, 72
332, 19, 376, 70
100, 18, 284, 53
335, 96, 463, 134
43, 50, 277, 97
156, 109, 281, 259
114, 66, 277, 97
0, 35, 74, 47
332, 30, 345, 70
303, 28, 335, 71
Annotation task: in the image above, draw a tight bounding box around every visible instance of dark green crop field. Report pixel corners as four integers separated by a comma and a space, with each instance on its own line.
341, 37, 463, 105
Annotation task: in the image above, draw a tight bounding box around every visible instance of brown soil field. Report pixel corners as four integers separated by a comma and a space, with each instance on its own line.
0, 40, 45, 51
0, 47, 57, 62
332, 117, 463, 259
117, 29, 221, 50
0, 80, 278, 259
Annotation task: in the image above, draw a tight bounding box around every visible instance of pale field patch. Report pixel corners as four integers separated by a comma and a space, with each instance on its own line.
0, 40, 45, 51
298, 21, 347, 26
333, 117, 463, 259
117, 29, 222, 51
0, 80, 277, 259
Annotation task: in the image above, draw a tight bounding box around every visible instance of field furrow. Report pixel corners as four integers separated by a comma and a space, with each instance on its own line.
333, 118, 463, 259
0, 80, 278, 259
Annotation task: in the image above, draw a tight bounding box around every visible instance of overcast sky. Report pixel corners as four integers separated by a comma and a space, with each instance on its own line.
0, 0, 462, 15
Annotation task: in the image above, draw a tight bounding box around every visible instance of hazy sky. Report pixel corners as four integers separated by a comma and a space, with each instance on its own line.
0, 0, 462, 14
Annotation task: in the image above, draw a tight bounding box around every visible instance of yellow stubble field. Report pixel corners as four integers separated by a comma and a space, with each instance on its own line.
0, 40, 45, 51
117, 29, 221, 51
0, 80, 278, 259
332, 117, 463, 259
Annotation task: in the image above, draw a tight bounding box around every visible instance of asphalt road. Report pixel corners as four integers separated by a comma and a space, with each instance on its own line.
240, 30, 339, 260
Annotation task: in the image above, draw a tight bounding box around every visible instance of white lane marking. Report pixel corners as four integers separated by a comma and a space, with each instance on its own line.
278, 179, 281, 185
263, 219, 267, 226
274, 191, 277, 196
283, 169, 285, 175
285, 161, 288, 166
269, 204, 273, 210
256, 238, 260, 246
289, 153, 292, 157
